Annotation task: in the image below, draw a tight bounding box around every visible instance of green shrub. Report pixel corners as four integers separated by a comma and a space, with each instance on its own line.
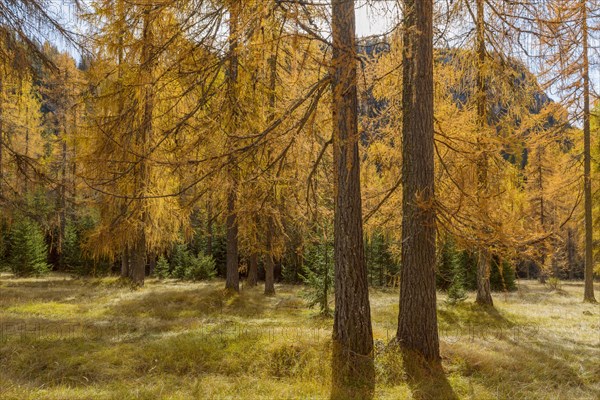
300, 239, 333, 315
546, 276, 562, 291
62, 217, 111, 276
171, 243, 216, 281
366, 231, 399, 287
184, 253, 216, 281
8, 217, 50, 276
155, 255, 170, 279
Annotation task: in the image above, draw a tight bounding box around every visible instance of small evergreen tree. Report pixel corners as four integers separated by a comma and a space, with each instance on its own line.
490, 257, 517, 292
366, 231, 399, 287
184, 253, 216, 281
300, 240, 333, 315
9, 218, 50, 276
170, 242, 216, 281
437, 235, 458, 290
155, 255, 170, 279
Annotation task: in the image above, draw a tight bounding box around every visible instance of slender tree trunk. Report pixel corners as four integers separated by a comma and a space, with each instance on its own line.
323, 233, 330, 314
59, 117, 68, 267
264, 217, 275, 295
474, 0, 493, 306
121, 247, 129, 278
567, 228, 576, 280
330, 1, 374, 397
225, 1, 240, 292
582, 1, 596, 303
0, 77, 3, 198
206, 197, 213, 257
24, 111, 29, 193
536, 146, 548, 284
130, 5, 155, 287
225, 178, 239, 291
397, 0, 440, 363
247, 252, 258, 287
263, 9, 278, 297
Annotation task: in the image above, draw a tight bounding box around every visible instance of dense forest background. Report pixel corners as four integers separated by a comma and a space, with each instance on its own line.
0, 1, 597, 291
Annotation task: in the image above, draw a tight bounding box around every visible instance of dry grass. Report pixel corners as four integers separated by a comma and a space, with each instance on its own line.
0, 273, 598, 399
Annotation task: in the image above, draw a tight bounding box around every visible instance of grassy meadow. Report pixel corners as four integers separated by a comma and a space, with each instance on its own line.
0, 274, 598, 400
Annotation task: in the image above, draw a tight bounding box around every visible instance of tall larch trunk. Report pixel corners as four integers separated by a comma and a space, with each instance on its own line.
225, 0, 240, 292
206, 197, 213, 257
397, 0, 440, 362
474, 0, 493, 306
581, 0, 596, 303
330, 0, 374, 397
59, 113, 68, 268
536, 147, 548, 284
130, 5, 156, 286
0, 77, 4, 199
264, 218, 275, 295
263, 18, 278, 296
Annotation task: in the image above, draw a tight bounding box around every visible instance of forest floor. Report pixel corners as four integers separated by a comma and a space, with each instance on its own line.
0, 274, 598, 400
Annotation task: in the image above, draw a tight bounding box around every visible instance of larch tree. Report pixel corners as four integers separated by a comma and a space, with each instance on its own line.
397, 0, 440, 362
536, 0, 598, 302
330, 0, 374, 397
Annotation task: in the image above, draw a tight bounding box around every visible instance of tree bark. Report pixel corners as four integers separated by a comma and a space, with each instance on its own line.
129, 235, 146, 286
0, 77, 3, 198
475, 249, 494, 306
225, 181, 239, 291
474, 0, 493, 307
264, 217, 275, 295
225, 0, 240, 293
330, 1, 374, 397
247, 252, 258, 287
121, 247, 129, 278
581, 1, 596, 303
130, 4, 155, 287
206, 198, 213, 257
397, 0, 440, 363
567, 228, 576, 280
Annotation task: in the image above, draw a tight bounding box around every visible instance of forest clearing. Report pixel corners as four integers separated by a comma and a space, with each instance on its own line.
1, 0, 600, 399
1, 275, 598, 400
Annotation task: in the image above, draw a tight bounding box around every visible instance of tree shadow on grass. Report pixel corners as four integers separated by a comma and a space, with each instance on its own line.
401, 349, 459, 400
107, 285, 274, 320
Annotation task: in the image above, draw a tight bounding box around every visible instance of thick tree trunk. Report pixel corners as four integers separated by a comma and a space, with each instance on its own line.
582, 1, 596, 303
247, 252, 258, 287
129, 236, 146, 286
148, 253, 156, 276
475, 249, 493, 306
397, 0, 440, 363
330, 1, 374, 397
225, 1, 240, 293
